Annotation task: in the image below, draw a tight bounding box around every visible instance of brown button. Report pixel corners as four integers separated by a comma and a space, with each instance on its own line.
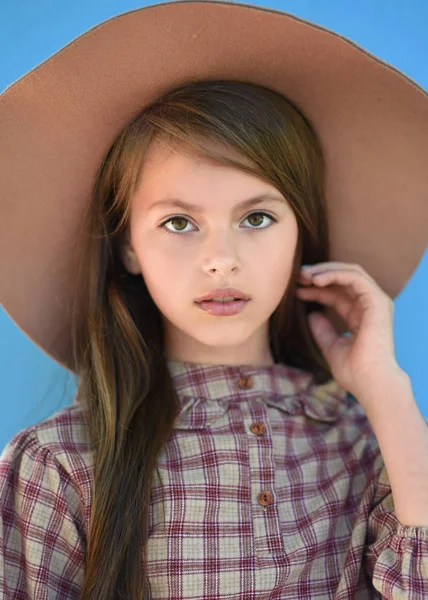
258, 491, 273, 506
238, 375, 253, 389
250, 422, 266, 435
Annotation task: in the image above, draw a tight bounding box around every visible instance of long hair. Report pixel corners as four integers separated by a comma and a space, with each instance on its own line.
70, 80, 333, 599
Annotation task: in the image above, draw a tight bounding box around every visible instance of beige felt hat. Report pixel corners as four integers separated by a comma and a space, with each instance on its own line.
0, 0, 427, 373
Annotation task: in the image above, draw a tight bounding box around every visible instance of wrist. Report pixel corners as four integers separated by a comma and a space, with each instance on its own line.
359, 368, 413, 421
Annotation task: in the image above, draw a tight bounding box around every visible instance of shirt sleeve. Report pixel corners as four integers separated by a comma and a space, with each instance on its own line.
0, 428, 86, 599
364, 418, 428, 599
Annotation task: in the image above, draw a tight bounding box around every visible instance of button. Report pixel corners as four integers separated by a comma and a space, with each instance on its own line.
238, 375, 253, 389
258, 491, 273, 506
250, 422, 266, 435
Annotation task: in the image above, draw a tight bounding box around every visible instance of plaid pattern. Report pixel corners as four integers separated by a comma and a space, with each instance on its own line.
1, 359, 428, 599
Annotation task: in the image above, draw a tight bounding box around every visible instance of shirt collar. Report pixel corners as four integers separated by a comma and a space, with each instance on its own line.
166, 359, 352, 430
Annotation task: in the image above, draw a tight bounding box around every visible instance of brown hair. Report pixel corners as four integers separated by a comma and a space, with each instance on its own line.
70, 79, 333, 599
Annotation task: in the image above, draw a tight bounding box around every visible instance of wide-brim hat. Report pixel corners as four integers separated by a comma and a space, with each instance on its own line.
0, 0, 427, 373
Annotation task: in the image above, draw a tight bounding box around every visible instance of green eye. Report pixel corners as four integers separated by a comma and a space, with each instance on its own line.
159, 211, 277, 236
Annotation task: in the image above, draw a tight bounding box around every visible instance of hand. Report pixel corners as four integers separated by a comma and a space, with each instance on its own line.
295, 262, 403, 400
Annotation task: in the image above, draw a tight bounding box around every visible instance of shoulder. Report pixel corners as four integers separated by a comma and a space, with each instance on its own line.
0, 406, 89, 595
0, 404, 93, 502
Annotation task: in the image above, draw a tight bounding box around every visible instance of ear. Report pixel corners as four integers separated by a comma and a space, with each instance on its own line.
120, 233, 141, 275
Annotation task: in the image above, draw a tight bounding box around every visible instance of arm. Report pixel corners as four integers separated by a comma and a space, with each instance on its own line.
362, 369, 428, 527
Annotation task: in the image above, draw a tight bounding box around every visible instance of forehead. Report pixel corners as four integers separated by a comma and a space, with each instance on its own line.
136, 139, 280, 208
141, 137, 246, 175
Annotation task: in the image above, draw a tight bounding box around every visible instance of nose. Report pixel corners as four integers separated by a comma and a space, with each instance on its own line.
202, 231, 240, 275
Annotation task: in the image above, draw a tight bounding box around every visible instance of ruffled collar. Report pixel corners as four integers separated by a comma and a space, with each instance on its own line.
166, 359, 353, 430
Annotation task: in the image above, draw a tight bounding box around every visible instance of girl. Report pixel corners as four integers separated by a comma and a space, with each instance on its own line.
0, 2, 427, 599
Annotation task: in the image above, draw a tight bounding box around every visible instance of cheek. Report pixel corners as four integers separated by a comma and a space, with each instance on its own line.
259, 234, 297, 297
136, 245, 188, 306
137, 233, 184, 269
262, 235, 295, 273
262, 259, 293, 302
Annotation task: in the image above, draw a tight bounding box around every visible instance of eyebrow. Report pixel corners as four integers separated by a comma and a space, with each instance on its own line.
148, 193, 288, 214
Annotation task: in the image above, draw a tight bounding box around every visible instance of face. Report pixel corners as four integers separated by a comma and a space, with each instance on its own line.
121, 139, 299, 366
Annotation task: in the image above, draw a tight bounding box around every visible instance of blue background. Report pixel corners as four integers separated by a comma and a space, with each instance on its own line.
1, 0, 427, 452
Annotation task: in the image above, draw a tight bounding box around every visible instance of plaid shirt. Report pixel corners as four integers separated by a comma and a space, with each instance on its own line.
1, 359, 428, 599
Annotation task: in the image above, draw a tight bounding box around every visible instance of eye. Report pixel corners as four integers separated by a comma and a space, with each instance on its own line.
159, 211, 278, 236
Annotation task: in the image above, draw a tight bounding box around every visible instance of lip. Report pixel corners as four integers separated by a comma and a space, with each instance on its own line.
195, 287, 250, 303
196, 299, 250, 316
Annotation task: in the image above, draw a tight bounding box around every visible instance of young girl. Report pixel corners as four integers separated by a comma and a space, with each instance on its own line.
1, 3, 427, 599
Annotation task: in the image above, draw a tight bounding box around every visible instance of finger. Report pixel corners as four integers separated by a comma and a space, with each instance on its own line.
299, 271, 359, 301
300, 263, 376, 287
312, 270, 393, 311
308, 269, 374, 298
301, 262, 365, 275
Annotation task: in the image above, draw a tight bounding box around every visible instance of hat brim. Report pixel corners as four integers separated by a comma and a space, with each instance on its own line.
1, 0, 427, 371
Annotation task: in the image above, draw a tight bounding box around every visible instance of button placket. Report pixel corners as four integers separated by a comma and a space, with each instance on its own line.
239, 375, 267, 437
239, 373, 284, 557
249, 410, 282, 554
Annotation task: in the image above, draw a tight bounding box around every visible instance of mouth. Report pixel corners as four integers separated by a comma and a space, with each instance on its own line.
195, 298, 250, 315
196, 298, 245, 303
194, 287, 251, 304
